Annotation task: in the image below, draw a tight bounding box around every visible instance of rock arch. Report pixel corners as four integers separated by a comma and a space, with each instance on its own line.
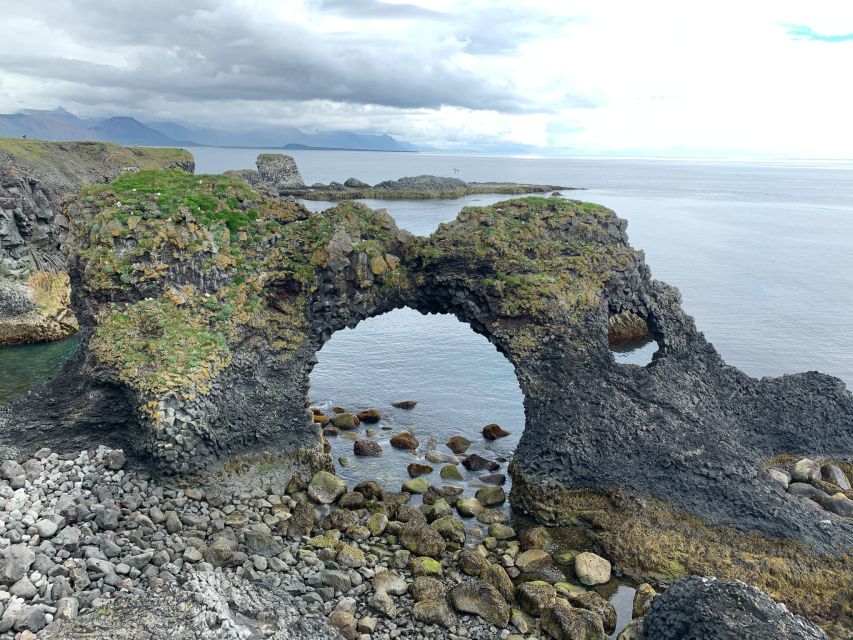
0, 169, 850, 564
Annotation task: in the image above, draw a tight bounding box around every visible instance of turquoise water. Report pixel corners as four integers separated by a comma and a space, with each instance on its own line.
0, 335, 79, 405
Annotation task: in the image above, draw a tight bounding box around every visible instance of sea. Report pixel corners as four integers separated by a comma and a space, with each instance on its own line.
6, 149, 852, 636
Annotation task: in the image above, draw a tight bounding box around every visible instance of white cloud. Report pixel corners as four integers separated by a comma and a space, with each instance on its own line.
0, 0, 851, 156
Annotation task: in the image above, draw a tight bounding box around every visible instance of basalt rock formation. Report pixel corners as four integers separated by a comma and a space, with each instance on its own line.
0, 168, 850, 625
229, 153, 573, 200
0, 139, 194, 344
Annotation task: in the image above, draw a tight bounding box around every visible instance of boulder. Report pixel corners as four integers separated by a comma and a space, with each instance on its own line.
791, 458, 821, 483
256, 153, 304, 188
356, 408, 382, 423
308, 471, 347, 505
390, 432, 419, 450
398, 522, 447, 557
353, 439, 383, 457
458, 548, 488, 576
541, 602, 607, 640
391, 400, 417, 410
476, 486, 506, 506
482, 562, 515, 602
463, 454, 499, 471
328, 611, 357, 640
411, 556, 443, 576
413, 598, 457, 628
482, 423, 510, 440
449, 579, 510, 627
446, 436, 471, 454
821, 463, 851, 490
440, 464, 464, 481
330, 413, 359, 429
0, 544, 35, 586
574, 552, 611, 586
432, 516, 466, 544
456, 497, 485, 517
402, 477, 430, 494
564, 591, 617, 633
407, 463, 433, 477
516, 549, 553, 572
633, 582, 657, 618
517, 581, 557, 616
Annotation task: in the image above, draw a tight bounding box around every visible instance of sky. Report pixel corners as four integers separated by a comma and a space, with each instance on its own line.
0, 0, 852, 157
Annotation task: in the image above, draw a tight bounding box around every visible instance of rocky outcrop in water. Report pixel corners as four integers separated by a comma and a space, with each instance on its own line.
0, 168, 850, 628
229, 153, 573, 200
0, 140, 194, 344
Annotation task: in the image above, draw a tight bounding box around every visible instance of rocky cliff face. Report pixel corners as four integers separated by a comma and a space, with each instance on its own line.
0, 169, 850, 625
0, 139, 194, 344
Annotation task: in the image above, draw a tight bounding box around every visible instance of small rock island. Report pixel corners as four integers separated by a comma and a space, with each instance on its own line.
0, 142, 849, 640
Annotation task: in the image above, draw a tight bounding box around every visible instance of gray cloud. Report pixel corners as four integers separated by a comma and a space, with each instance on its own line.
0, 0, 596, 142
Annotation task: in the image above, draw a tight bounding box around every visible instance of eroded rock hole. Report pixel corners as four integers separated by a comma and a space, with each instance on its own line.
608, 310, 659, 366
308, 307, 523, 505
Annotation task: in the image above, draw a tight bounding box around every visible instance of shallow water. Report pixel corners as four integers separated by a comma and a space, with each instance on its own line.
0, 335, 79, 405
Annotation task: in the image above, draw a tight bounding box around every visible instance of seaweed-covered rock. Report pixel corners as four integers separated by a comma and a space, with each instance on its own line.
642, 576, 828, 640
449, 579, 510, 627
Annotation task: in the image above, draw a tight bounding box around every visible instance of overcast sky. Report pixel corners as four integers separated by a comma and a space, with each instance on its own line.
1, 0, 852, 157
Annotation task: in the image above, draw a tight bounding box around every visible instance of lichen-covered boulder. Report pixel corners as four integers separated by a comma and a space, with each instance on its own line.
256, 153, 304, 189
398, 522, 446, 557
308, 471, 346, 505
449, 579, 510, 627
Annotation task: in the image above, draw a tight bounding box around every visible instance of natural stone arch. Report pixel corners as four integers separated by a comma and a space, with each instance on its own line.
0, 168, 850, 606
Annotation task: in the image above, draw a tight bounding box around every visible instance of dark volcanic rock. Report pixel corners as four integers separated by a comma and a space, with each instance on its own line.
643, 576, 829, 640
482, 423, 510, 440
462, 454, 499, 472
353, 439, 382, 457
392, 400, 417, 410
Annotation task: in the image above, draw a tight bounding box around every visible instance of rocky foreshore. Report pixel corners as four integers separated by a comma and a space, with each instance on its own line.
0, 445, 835, 640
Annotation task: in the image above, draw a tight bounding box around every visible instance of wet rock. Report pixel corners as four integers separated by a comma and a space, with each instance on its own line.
423, 485, 463, 505
516, 548, 553, 572
432, 515, 466, 543
458, 548, 488, 576
482, 562, 515, 602
390, 432, 419, 450
392, 400, 417, 409
482, 423, 510, 440
520, 526, 552, 550
440, 464, 464, 481
477, 508, 508, 524
330, 413, 359, 429
338, 491, 365, 509
565, 591, 617, 633
488, 523, 515, 540
479, 473, 506, 485
402, 477, 430, 494
407, 462, 433, 477
353, 439, 383, 457
308, 471, 347, 504
354, 480, 385, 501
574, 552, 611, 586
791, 458, 821, 483
633, 582, 657, 618
356, 408, 382, 423
446, 436, 472, 454
541, 601, 606, 640
463, 454, 499, 471
643, 576, 828, 640
456, 497, 485, 517
617, 618, 644, 640
517, 581, 557, 616
449, 579, 510, 627
476, 486, 506, 506
398, 522, 447, 557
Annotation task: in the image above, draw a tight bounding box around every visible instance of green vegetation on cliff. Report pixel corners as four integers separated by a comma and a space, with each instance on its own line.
79, 170, 407, 402
411, 196, 639, 320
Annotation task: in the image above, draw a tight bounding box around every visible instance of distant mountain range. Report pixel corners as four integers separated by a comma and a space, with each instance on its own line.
0, 107, 418, 152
